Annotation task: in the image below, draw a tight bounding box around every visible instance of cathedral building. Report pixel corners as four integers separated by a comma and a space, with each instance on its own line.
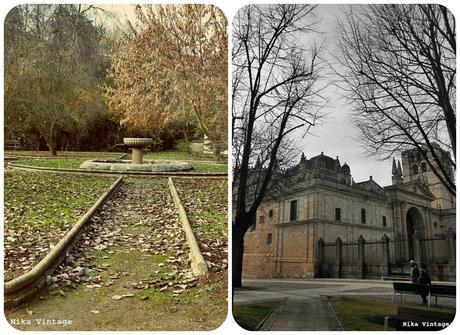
242, 149, 456, 279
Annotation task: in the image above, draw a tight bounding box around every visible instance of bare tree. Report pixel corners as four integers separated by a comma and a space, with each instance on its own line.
336, 4, 455, 196
232, 4, 325, 288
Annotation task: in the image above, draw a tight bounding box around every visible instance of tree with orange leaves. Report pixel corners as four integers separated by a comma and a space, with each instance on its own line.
103, 4, 227, 160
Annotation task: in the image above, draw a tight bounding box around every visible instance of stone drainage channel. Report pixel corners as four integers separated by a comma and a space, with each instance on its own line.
4, 176, 212, 308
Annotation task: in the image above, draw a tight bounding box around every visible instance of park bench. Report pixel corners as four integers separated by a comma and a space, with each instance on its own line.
4, 139, 22, 150
428, 284, 456, 306
393, 282, 456, 307
393, 282, 429, 304
393, 307, 454, 331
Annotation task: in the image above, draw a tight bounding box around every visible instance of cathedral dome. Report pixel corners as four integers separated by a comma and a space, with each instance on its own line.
310, 152, 337, 170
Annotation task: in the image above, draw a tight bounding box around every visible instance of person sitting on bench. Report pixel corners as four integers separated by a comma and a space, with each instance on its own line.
410, 260, 420, 283
419, 267, 432, 305
410, 260, 431, 304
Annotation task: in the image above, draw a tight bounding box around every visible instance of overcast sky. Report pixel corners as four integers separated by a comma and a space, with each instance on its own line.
292, 4, 394, 187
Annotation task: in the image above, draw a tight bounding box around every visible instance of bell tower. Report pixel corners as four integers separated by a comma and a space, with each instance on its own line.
401, 146, 455, 209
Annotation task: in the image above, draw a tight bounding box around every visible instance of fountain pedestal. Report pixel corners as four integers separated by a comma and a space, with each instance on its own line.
123, 138, 154, 164
131, 148, 143, 164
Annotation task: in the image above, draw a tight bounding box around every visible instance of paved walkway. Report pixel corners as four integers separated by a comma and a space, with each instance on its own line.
261, 297, 329, 330
234, 278, 455, 331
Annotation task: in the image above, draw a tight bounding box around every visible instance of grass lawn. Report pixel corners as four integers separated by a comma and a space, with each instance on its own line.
5, 150, 120, 159
144, 150, 227, 163
233, 302, 280, 330
16, 158, 86, 169
4, 169, 116, 281
329, 296, 455, 331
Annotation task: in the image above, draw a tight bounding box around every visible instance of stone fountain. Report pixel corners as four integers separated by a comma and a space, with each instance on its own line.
79, 137, 194, 173
123, 137, 153, 164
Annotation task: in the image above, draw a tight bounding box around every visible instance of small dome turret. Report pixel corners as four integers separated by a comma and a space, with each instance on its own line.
341, 163, 350, 175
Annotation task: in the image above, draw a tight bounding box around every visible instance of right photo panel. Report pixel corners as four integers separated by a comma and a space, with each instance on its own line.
232, 4, 456, 331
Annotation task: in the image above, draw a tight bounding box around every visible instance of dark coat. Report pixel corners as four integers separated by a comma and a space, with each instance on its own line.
419, 268, 431, 285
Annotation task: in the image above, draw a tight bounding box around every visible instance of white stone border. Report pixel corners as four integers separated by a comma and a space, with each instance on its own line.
4, 176, 124, 307
8, 161, 227, 178
168, 177, 209, 277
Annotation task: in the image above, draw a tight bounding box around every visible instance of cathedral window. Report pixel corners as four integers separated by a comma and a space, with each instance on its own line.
290, 200, 297, 221
335, 208, 341, 221
382, 216, 387, 227
413, 164, 418, 174
361, 208, 366, 224
267, 233, 272, 245
269, 209, 273, 218
421, 162, 427, 172
259, 215, 265, 224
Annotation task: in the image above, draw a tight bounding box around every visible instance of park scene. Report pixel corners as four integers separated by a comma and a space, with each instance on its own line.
4, 4, 227, 331
232, 4, 456, 331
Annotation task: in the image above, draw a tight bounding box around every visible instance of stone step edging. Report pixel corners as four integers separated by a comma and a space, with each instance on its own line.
167, 177, 209, 277
4, 176, 124, 308
7, 162, 227, 178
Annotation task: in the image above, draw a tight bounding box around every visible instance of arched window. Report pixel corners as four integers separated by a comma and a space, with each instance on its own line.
421, 162, 427, 172
413, 164, 418, 174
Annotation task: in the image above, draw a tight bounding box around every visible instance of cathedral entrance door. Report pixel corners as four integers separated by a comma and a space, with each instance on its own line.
406, 207, 423, 261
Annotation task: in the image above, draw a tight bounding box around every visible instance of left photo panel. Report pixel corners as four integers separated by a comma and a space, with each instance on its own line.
3, 4, 228, 330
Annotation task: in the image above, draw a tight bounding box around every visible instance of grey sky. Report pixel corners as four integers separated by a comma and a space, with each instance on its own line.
294, 4, 393, 187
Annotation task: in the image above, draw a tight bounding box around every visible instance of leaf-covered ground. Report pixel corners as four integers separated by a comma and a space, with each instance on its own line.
174, 178, 228, 274
4, 169, 116, 281
6, 177, 227, 330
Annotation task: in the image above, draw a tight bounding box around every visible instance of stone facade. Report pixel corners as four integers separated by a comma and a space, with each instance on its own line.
242, 150, 456, 279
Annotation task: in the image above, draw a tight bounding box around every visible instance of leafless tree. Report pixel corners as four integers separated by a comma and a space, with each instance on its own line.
336, 4, 455, 196
232, 4, 326, 288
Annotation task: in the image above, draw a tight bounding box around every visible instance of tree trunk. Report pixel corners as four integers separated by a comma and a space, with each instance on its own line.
213, 144, 221, 162
183, 130, 192, 155
232, 221, 246, 289
47, 141, 57, 156
232, 213, 253, 289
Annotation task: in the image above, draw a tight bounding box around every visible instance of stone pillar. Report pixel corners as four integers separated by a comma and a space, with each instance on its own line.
446, 228, 456, 281
316, 238, 324, 277
357, 235, 366, 279
413, 230, 423, 266
381, 234, 390, 276
335, 237, 342, 278
132, 148, 143, 164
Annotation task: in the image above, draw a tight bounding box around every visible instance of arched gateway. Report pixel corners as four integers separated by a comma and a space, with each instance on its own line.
406, 207, 424, 260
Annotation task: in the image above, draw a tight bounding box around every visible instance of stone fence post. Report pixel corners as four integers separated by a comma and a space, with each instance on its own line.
413, 230, 423, 266
381, 234, 390, 276
446, 229, 456, 281
357, 235, 365, 279
317, 238, 325, 277
335, 237, 342, 278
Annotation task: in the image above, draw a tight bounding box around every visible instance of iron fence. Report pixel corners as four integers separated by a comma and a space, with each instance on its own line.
420, 237, 449, 264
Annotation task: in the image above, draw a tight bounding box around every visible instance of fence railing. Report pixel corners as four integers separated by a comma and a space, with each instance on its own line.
317, 231, 455, 280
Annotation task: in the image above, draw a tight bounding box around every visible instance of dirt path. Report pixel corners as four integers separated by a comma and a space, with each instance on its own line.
5, 178, 227, 331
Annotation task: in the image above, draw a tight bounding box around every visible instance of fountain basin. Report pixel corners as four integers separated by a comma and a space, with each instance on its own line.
123, 138, 153, 164
79, 159, 194, 172
123, 138, 154, 148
